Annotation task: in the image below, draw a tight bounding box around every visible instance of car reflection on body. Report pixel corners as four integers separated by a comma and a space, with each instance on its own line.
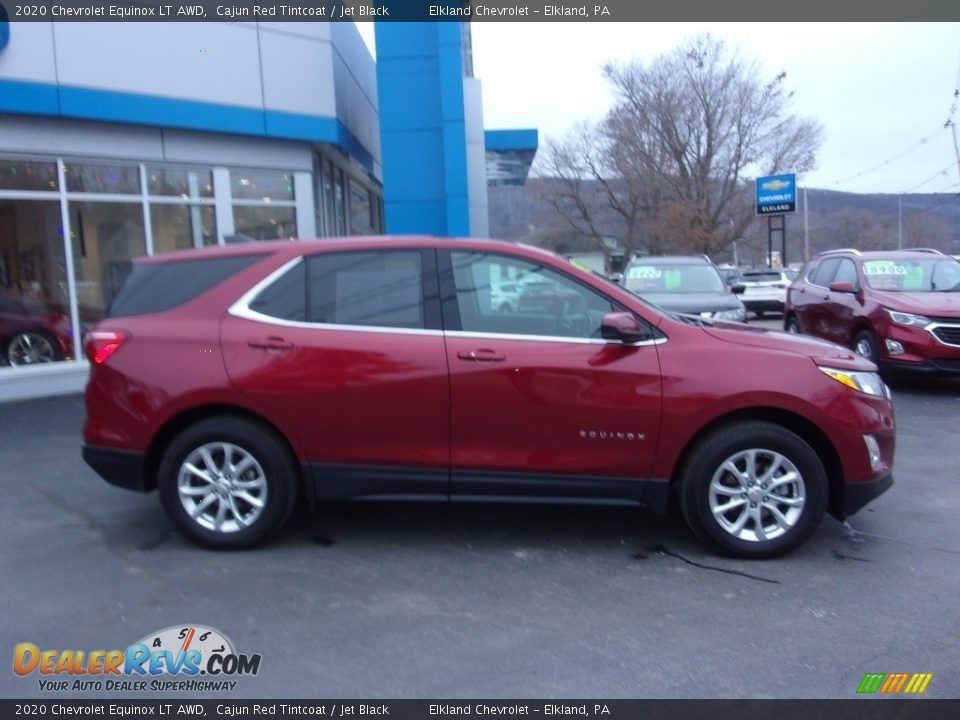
0, 292, 73, 367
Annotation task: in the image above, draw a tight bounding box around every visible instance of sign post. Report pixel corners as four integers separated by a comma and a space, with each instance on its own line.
756, 174, 797, 267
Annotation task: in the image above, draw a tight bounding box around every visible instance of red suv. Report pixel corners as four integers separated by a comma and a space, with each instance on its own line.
82, 238, 895, 558
784, 249, 960, 376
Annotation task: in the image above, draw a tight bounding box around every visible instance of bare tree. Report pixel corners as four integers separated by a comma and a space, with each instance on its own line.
536, 34, 824, 261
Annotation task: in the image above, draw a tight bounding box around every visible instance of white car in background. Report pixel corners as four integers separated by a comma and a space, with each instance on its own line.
739, 268, 798, 318
491, 281, 521, 313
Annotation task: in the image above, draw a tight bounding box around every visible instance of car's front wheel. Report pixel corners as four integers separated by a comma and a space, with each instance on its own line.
158, 417, 299, 549
679, 421, 828, 558
784, 315, 801, 334
853, 329, 879, 365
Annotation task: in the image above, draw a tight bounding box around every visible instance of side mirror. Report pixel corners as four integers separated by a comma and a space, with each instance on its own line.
731, 284, 746, 295
829, 281, 856, 294
601, 312, 646, 344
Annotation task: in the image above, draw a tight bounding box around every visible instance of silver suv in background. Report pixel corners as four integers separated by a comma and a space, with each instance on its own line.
624, 255, 747, 322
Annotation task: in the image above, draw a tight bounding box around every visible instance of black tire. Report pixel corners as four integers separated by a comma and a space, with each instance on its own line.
157, 416, 299, 549
853, 329, 879, 365
5, 330, 63, 366
679, 421, 828, 559
784, 315, 801, 334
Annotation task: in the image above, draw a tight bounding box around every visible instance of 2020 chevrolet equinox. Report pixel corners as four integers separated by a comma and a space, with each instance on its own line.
83, 237, 895, 557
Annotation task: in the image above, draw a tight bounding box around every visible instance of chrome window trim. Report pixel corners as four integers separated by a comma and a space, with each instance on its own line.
444, 330, 666, 346
230, 255, 667, 346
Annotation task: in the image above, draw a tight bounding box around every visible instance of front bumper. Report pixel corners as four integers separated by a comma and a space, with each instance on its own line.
879, 357, 960, 376
82, 444, 151, 492
831, 470, 894, 519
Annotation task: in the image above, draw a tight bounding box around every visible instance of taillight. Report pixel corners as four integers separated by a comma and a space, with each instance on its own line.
85, 330, 128, 365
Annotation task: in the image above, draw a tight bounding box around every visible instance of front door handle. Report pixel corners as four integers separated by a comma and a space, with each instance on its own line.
247, 336, 294, 351
457, 348, 505, 362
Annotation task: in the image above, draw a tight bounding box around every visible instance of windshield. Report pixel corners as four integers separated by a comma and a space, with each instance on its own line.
625, 264, 725, 294
862, 258, 960, 293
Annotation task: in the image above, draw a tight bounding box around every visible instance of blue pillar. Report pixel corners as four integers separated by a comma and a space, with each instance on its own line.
375, 22, 470, 237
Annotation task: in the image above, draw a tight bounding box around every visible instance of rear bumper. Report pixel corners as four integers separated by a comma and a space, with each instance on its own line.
742, 299, 784, 313
82, 444, 151, 493
834, 471, 894, 519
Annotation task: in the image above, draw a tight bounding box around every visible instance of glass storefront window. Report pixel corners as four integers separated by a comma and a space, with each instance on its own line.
147, 167, 214, 199
151, 204, 218, 253
348, 180, 374, 235
231, 169, 295, 202
322, 160, 335, 236
64, 163, 141, 194
334, 168, 346, 235
233, 206, 296, 241
0, 199, 73, 366
0, 159, 59, 192
68, 202, 146, 325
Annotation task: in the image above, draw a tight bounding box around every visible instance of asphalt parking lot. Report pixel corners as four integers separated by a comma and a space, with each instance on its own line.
2, 358, 959, 699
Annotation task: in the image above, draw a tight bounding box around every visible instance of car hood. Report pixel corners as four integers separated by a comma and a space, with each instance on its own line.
637, 292, 742, 314
870, 290, 960, 316
702, 322, 876, 370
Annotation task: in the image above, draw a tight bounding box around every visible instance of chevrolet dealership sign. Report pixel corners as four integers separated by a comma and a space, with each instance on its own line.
756, 174, 797, 215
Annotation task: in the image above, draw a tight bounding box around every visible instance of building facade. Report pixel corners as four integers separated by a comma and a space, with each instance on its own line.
0, 19, 536, 400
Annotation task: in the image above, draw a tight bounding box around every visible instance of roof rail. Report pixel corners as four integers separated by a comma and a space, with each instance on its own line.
818, 248, 862, 257
906, 247, 945, 255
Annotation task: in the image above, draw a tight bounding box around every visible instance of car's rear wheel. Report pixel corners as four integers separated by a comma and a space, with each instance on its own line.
853, 329, 879, 365
158, 417, 299, 549
784, 315, 801, 334
6, 331, 62, 366
679, 421, 828, 558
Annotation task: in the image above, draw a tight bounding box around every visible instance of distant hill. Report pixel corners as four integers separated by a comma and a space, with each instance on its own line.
488, 181, 960, 267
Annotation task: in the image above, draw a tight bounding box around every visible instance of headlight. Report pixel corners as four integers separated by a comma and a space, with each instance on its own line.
885, 308, 931, 328
818, 367, 890, 398
714, 308, 745, 322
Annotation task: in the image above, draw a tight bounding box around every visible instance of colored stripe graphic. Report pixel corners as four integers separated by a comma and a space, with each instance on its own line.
857, 673, 885, 693
858, 672, 932, 694
904, 673, 933, 694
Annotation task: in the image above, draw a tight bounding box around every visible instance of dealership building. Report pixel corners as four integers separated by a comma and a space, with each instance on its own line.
0, 18, 537, 400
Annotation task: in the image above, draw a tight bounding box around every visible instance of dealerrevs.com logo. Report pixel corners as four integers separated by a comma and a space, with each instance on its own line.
13, 625, 261, 692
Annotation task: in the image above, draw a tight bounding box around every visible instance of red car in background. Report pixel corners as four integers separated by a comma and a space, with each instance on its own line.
0, 292, 73, 367
784, 248, 960, 376
83, 237, 894, 558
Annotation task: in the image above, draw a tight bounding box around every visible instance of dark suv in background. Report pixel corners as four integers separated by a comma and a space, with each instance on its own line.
623, 255, 747, 322
784, 248, 960, 376
83, 237, 895, 558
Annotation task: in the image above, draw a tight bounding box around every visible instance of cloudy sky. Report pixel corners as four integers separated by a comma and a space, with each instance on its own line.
359, 22, 960, 196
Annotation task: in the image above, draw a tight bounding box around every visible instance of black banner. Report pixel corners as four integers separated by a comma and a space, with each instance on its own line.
2, 700, 960, 720
1, 0, 959, 22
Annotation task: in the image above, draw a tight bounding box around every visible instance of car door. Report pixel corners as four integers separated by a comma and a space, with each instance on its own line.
440, 249, 663, 504
820, 258, 864, 345
221, 248, 450, 497
794, 257, 840, 339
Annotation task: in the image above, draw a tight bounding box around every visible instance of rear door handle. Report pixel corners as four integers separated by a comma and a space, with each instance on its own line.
247, 336, 294, 351
457, 349, 505, 362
